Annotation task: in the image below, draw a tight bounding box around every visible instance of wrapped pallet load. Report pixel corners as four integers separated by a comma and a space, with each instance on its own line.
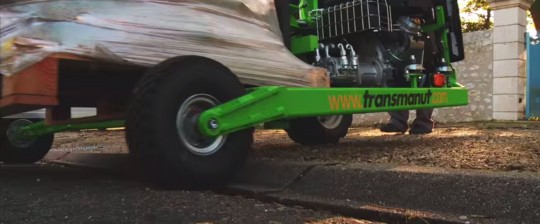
0, 0, 329, 87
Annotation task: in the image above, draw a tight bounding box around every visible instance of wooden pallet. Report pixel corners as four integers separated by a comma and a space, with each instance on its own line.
0, 53, 139, 124
1, 57, 61, 116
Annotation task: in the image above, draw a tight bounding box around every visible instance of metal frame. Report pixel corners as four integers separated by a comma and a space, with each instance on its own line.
422, 6, 457, 86
526, 32, 540, 119
290, 0, 320, 55
527, 32, 531, 119
312, 0, 393, 40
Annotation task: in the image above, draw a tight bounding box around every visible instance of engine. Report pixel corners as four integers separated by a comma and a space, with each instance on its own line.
312, 0, 430, 87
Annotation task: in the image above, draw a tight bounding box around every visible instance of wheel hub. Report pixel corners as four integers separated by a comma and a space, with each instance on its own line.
6, 119, 36, 148
317, 115, 343, 129
176, 94, 226, 156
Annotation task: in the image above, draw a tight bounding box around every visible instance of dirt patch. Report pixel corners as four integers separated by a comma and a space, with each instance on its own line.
51, 122, 540, 172
253, 122, 540, 172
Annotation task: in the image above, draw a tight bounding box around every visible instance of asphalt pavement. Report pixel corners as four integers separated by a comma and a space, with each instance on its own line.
0, 164, 370, 224
40, 152, 540, 224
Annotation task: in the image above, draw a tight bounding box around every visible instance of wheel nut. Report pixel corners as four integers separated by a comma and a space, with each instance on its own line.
208, 119, 219, 129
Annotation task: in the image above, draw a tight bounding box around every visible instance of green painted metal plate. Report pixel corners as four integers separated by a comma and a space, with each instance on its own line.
290, 35, 319, 55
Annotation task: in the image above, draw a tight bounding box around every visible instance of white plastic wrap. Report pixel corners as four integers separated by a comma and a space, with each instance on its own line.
0, 0, 329, 87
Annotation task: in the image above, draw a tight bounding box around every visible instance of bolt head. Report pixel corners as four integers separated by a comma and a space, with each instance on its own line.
208, 119, 219, 129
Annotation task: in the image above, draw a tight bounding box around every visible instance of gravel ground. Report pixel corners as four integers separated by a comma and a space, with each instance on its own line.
0, 164, 377, 224
52, 130, 128, 154
51, 122, 540, 172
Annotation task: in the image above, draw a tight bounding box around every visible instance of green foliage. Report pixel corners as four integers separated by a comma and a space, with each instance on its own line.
460, 0, 493, 32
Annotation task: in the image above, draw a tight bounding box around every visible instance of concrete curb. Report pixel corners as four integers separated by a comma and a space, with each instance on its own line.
43, 151, 540, 224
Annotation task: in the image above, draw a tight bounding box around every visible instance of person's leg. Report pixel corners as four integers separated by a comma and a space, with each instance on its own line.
380, 110, 409, 133
381, 70, 411, 133
409, 108, 434, 134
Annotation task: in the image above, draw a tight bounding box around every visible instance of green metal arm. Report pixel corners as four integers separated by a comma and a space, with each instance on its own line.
198, 86, 468, 137
298, 0, 318, 25
422, 5, 458, 87
290, 0, 319, 55
19, 120, 125, 139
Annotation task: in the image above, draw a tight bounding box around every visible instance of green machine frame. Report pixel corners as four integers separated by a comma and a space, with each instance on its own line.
16, 2, 468, 140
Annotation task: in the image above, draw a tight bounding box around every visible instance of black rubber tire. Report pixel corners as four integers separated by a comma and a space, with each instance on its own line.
0, 119, 54, 163
285, 115, 353, 145
126, 56, 253, 189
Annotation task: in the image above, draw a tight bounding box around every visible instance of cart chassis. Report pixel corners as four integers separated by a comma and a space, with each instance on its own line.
2, 4, 467, 143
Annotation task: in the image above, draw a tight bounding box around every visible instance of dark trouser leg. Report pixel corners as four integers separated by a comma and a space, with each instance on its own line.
410, 108, 434, 132
387, 110, 410, 130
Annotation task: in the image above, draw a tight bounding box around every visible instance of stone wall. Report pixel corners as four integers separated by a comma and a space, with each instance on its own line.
353, 30, 494, 126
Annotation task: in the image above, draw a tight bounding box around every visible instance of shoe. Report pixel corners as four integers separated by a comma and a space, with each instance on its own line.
409, 126, 433, 135
380, 123, 407, 133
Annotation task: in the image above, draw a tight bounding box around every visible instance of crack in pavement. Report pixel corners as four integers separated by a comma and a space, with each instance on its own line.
245, 164, 319, 194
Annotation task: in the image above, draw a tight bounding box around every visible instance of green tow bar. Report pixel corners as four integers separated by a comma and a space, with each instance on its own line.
198, 86, 468, 138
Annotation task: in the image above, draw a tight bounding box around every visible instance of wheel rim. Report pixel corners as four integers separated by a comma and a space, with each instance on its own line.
176, 94, 226, 156
6, 119, 35, 148
317, 115, 343, 129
